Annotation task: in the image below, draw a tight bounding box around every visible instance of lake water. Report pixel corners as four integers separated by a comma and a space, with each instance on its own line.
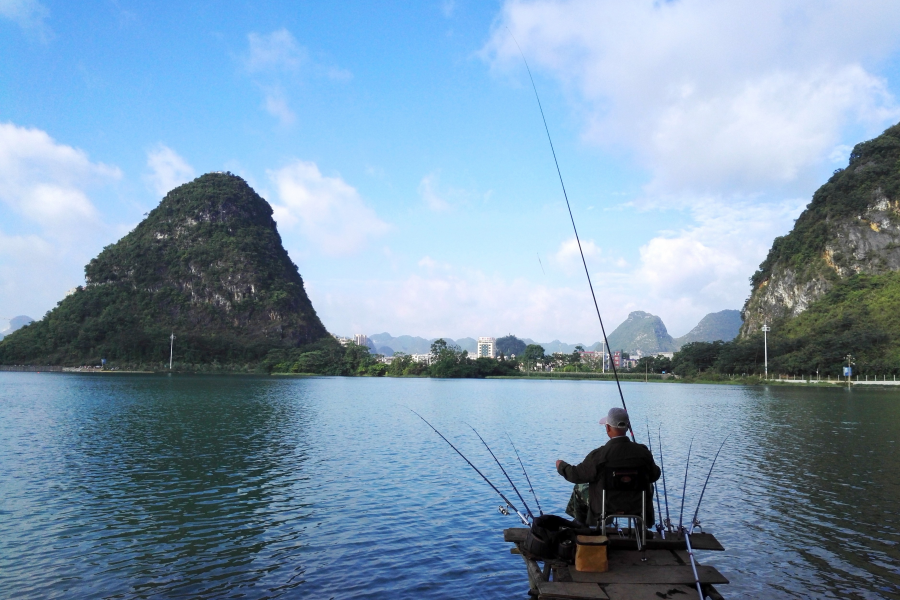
1, 373, 899, 599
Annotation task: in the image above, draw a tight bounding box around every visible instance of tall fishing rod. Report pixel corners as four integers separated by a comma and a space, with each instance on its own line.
690, 435, 730, 531
646, 420, 664, 536
409, 409, 530, 525
658, 427, 672, 532
683, 436, 730, 600
507, 432, 543, 516
509, 31, 634, 442
678, 437, 694, 530
467, 424, 533, 520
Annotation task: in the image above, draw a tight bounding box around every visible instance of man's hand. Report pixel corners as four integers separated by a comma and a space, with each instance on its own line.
555, 459, 563, 469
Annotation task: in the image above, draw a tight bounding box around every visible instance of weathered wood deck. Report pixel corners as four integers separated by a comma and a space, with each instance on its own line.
505, 528, 728, 600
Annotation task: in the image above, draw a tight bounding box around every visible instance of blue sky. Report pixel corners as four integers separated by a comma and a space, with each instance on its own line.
3, 1, 900, 342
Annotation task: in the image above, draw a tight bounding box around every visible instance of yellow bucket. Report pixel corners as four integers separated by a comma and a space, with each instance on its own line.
575, 535, 609, 572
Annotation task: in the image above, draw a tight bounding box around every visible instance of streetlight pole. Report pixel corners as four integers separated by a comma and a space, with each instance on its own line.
761, 324, 770, 380
169, 332, 176, 370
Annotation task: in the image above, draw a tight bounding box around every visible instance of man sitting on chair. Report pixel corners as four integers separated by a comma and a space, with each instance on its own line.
555, 407, 661, 527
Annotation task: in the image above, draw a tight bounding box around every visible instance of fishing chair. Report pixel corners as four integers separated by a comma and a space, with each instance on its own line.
599, 464, 650, 551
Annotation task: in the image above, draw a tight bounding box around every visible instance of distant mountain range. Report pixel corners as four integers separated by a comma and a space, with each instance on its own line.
364, 309, 742, 357
0, 316, 33, 341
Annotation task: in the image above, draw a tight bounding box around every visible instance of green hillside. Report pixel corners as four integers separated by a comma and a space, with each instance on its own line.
0, 173, 329, 368
674, 310, 742, 347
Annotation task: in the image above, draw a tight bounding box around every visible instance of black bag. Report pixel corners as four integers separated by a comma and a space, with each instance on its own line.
523, 515, 592, 562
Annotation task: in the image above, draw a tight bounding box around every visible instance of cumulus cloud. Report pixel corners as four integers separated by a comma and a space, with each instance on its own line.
145, 144, 195, 197
0, 123, 122, 316
269, 160, 390, 255
487, 0, 900, 194
0, 0, 50, 40
0, 123, 120, 231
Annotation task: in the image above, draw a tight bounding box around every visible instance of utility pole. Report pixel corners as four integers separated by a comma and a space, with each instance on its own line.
602, 341, 606, 374
169, 332, 176, 370
761, 324, 770, 380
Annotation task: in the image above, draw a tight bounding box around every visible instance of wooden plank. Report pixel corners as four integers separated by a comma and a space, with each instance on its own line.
569, 565, 729, 585
537, 581, 609, 599
607, 550, 680, 568
506, 527, 529, 543
523, 554, 546, 591
603, 584, 696, 600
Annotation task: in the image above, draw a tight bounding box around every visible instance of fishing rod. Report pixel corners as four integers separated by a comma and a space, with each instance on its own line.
658, 427, 672, 533
646, 420, 664, 537
467, 424, 534, 520
690, 435, 730, 531
506, 432, 543, 516
409, 408, 530, 525
683, 436, 730, 600
509, 31, 635, 442
678, 437, 694, 530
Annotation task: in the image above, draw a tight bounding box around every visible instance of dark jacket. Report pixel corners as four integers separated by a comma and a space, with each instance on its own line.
557, 435, 661, 526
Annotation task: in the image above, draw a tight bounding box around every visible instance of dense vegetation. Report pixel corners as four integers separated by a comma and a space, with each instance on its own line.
750, 122, 900, 288
668, 272, 900, 378
0, 173, 327, 368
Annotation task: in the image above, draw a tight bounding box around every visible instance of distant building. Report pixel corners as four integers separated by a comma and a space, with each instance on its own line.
410, 353, 432, 365
378, 355, 395, 365
476, 337, 496, 359
655, 352, 674, 360
612, 351, 622, 368
354, 334, 369, 347
332, 334, 352, 347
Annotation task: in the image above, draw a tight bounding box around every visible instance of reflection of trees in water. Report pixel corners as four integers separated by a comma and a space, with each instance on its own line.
65, 376, 314, 598
736, 387, 900, 597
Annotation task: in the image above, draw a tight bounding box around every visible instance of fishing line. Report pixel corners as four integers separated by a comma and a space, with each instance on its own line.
506, 432, 543, 516
537, 253, 546, 275
408, 408, 530, 525
508, 30, 634, 441
467, 423, 533, 520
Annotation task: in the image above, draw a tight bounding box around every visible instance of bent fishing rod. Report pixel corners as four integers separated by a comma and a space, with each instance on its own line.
683, 436, 730, 600
507, 432, 543, 516
510, 32, 634, 441
467, 424, 534, 520
409, 408, 530, 525
678, 437, 694, 530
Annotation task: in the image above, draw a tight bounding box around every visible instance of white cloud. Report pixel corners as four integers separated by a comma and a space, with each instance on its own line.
145, 144, 195, 197
628, 197, 806, 333
418, 172, 450, 211
0, 123, 120, 230
487, 0, 900, 194
0, 0, 50, 40
269, 160, 390, 256
244, 28, 306, 73
262, 87, 297, 126
553, 236, 600, 274
0, 123, 122, 316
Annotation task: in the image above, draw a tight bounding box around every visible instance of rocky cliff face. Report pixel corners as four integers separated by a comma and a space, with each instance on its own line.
742, 123, 900, 335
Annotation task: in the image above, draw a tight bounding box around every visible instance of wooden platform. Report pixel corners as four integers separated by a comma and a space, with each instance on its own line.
505, 528, 728, 600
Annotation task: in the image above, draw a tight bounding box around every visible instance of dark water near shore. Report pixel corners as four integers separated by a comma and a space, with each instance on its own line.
1, 374, 899, 599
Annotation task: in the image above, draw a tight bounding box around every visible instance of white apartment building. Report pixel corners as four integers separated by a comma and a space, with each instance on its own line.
476, 337, 496, 359
354, 334, 369, 347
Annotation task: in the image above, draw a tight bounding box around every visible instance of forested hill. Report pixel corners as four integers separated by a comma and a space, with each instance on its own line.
606, 311, 676, 353
0, 173, 329, 367
742, 122, 900, 335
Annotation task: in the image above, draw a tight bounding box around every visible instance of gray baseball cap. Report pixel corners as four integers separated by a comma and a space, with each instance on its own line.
599, 407, 630, 429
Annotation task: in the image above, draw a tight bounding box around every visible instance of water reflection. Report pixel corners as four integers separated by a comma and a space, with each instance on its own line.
1, 375, 899, 599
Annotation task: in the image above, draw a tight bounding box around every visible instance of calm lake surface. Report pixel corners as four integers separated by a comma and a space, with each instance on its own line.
1, 374, 899, 599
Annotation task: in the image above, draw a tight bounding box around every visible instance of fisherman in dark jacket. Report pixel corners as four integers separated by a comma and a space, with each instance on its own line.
556, 407, 661, 527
